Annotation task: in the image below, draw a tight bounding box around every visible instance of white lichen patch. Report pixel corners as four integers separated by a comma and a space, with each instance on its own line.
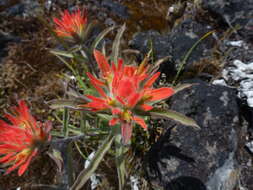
226, 40, 244, 47
213, 60, 253, 107
130, 176, 139, 190
220, 91, 229, 107
164, 158, 180, 172
206, 141, 217, 155
212, 79, 227, 86
203, 107, 212, 127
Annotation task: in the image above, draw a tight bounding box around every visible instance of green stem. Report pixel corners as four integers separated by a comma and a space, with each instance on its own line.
114, 126, 128, 190
67, 142, 74, 186
63, 108, 70, 137
80, 111, 86, 133
74, 141, 88, 160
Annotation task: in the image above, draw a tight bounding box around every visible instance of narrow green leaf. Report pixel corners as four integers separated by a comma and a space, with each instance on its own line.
173, 30, 215, 85
50, 49, 74, 58
81, 21, 96, 42
146, 38, 155, 65
150, 108, 200, 129
53, 54, 77, 75
74, 141, 88, 160
97, 113, 113, 121
91, 26, 115, 51
47, 149, 64, 173
49, 99, 85, 110
173, 83, 196, 94
79, 50, 89, 62
65, 88, 86, 99
70, 133, 115, 190
111, 24, 126, 65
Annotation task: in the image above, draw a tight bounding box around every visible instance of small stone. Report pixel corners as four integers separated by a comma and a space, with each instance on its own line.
212, 79, 227, 86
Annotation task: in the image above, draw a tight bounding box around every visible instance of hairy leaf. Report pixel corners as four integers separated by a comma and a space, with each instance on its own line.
50, 49, 75, 58
111, 24, 126, 65
70, 134, 115, 190
173, 83, 196, 94
91, 26, 115, 51
150, 108, 200, 129
49, 99, 85, 110
47, 149, 64, 173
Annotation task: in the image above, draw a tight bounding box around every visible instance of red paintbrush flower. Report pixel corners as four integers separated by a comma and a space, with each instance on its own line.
81, 50, 174, 143
0, 100, 52, 176
53, 8, 87, 40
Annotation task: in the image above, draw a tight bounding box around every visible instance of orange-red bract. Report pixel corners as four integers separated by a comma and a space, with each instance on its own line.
82, 50, 175, 143
53, 8, 87, 39
0, 100, 52, 176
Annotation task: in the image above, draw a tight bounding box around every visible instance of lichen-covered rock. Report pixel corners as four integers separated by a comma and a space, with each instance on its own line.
200, 0, 253, 41
129, 19, 215, 78
144, 80, 244, 190
167, 19, 215, 69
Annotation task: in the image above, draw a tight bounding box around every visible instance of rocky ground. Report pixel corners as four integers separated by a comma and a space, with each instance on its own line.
0, 0, 252, 190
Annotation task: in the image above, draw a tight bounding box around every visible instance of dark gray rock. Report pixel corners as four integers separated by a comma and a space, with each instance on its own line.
201, 0, 253, 41
0, 0, 41, 17
129, 30, 172, 59
129, 19, 216, 78
145, 80, 244, 190
130, 30, 172, 59
129, 30, 175, 78
101, 0, 129, 19
168, 19, 215, 69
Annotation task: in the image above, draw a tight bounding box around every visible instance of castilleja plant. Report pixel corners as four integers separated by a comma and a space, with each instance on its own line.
49, 14, 200, 188
0, 100, 51, 176
53, 8, 88, 41
70, 49, 200, 190
82, 50, 175, 144
51, 8, 116, 91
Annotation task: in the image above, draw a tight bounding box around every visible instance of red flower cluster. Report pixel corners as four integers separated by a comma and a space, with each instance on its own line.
82, 50, 174, 143
0, 101, 51, 176
53, 8, 87, 39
